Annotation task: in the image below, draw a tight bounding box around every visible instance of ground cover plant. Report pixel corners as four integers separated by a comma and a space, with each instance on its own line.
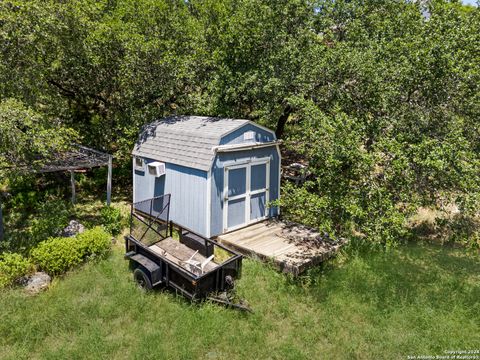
0, 242, 478, 360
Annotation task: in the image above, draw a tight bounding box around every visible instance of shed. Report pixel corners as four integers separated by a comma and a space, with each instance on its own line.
132, 116, 281, 238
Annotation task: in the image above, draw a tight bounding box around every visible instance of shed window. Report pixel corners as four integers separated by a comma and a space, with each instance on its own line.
244, 131, 255, 141
135, 157, 144, 171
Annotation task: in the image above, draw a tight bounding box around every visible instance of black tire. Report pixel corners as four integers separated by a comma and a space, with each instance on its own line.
133, 268, 153, 290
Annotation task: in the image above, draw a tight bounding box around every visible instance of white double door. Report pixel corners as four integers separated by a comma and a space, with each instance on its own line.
223, 159, 270, 232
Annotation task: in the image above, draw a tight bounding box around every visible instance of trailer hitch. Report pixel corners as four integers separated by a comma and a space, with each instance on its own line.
207, 293, 253, 313
207, 276, 253, 313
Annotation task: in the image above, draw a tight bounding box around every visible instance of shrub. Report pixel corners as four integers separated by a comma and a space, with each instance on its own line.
29, 199, 70, 245
1, 197, 71, 255
100, 206, 125, 236
77, 226, 112, 257
0, 253, 34, 288
436, 214, 480, 250
31, 227, 111, 275
31, 237, 83, 275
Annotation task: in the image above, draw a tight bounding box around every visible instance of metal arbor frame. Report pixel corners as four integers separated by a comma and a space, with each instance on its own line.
0, 144, 113, 242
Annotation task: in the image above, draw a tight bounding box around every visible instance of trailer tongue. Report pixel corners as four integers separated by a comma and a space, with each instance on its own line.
125, 195, 252, 312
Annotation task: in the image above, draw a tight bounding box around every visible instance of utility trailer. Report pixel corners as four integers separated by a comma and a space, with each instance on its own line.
125, 195, 250, 311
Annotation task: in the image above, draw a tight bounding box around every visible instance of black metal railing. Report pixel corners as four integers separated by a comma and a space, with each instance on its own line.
130, 194, 171, 243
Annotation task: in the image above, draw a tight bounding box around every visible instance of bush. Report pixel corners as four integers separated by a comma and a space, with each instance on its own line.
0, 253, 34, 288
436, 214, 480, 250
77, 226, 112, 257
31, 236, 83, 275
29, 199, 70, 245
2, 198, 71, 255
31, 227, 112, 275
100, 206, 125, 236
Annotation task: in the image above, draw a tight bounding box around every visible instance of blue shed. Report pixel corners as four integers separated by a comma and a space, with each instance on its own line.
132, 116, 281, 238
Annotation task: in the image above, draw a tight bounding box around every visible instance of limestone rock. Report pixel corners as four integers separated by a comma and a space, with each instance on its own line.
23, 272, 51, 294
61, 220, 85, 237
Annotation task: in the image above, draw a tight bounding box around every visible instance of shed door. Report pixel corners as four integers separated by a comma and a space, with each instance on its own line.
224, 160, 270, 232
250, 163, 268, 222
225, 166, 247, 230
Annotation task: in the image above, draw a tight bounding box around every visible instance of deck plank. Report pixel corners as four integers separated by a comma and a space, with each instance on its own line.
217, 220, 346, 275
236, 228, 281, 246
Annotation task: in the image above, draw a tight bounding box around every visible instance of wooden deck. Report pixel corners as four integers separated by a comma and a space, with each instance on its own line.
216, 220, 346, 275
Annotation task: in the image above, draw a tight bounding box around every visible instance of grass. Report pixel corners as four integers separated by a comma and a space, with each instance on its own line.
0, 241, 478, 360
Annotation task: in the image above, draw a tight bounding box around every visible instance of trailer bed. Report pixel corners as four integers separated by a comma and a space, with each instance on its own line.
148, 237, 218, 273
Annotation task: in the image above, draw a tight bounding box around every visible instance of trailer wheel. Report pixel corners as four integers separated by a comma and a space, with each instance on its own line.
133, 268, 152, 290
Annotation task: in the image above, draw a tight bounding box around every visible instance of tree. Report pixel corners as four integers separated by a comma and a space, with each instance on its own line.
278, 0, 480, 244
0, 99, 77, 241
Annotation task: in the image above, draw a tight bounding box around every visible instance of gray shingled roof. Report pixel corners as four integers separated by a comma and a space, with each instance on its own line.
132, 116, 255, 171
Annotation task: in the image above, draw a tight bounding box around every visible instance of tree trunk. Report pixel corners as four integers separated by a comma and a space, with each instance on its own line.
275, 104, 293, 139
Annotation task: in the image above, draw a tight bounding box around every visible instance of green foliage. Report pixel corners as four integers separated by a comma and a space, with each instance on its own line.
31, 236, 83, 275
76, 226, 112, 257
0, 0, 478, 246
0, 252, 34, 288
1, 196, 70, 254
100, 206, 125, 236
28, 200, 71, 248
435, 214, 480, 250
0, 99, 77, 170
276, 1, 480, 244
31, 227, 111, 275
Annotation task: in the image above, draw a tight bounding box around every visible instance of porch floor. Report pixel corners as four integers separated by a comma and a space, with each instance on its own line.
215, 220, 346, 275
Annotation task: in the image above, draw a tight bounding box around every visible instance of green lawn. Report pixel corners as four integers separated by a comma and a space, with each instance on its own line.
0, 242, 478, 360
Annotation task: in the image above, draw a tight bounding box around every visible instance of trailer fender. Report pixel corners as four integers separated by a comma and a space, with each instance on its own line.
129, 253, 163, 287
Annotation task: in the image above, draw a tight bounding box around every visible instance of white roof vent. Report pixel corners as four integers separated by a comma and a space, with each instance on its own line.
147, 161, 166, 177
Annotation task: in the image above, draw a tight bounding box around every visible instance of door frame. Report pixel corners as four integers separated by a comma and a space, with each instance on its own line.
223, 157, 270, 232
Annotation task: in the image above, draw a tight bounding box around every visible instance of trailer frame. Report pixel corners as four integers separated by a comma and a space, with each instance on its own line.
125, 194, 247, 307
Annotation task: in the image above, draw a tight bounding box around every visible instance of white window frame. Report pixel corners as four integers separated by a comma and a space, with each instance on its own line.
223, 157, 270, 232
134, 156, 145, 172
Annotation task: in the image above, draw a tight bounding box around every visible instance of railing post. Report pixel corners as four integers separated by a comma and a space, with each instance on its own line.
70, 171, 76, 205
129, 203, 133, 235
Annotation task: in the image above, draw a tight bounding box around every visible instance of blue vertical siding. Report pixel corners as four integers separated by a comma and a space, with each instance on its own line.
134, 158, 208, 236
219, 123, 276, 145
133, 122, 279, 238
209, 146, 280, 237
